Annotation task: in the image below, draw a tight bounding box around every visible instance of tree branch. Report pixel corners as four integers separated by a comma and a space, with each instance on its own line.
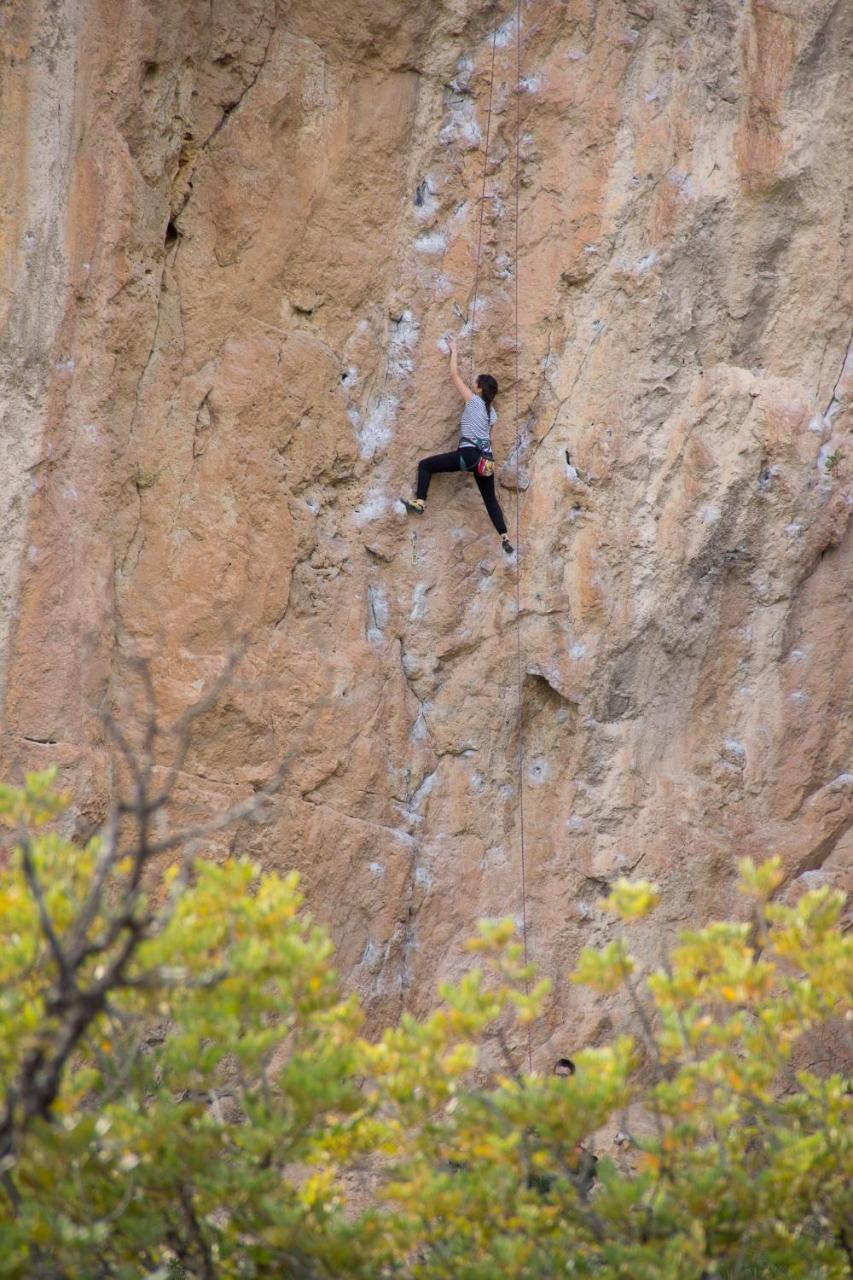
19, 836, 73, 992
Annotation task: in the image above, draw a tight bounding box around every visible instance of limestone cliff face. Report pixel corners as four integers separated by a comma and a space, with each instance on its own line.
2, 0, 851, 1060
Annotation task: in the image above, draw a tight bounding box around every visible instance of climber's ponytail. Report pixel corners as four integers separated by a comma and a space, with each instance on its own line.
476, 373, 498, 416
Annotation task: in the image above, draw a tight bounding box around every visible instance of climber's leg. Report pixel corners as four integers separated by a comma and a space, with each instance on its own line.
402, 450, 471, 513
416, 450, 466, 501
473, 471, 514, 553
473, 470, 507, 535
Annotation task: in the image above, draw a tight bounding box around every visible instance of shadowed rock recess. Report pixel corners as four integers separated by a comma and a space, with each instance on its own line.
2, 0, 851, 1059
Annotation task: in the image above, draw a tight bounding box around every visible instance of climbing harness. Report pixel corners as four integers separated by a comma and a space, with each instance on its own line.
458, 438, 495, 475
470, 0, 531, 1072
460, 404, 496, 476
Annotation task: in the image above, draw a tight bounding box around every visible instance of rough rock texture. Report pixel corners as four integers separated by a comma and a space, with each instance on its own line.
2, 0, 852, 1068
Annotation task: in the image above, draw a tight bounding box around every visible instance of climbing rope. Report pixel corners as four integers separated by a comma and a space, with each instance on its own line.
468, 20, 499, 382
511, 0, 533, 1077
467, 3, 531, 1074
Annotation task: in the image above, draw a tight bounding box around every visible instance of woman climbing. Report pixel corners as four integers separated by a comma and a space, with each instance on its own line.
401, 335, 514, 554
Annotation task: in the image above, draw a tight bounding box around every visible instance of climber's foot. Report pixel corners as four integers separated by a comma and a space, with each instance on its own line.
501, 535, 514, 555
402, 497, 425, 515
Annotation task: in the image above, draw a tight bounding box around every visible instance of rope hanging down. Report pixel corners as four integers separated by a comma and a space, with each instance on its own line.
468, 21, 499, 383
511, 0, 532, 1076
468, 2, 531, 1074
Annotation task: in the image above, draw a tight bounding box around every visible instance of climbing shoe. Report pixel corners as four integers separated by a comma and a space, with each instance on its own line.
401, 497, 425, 515
501, 535, 514, 555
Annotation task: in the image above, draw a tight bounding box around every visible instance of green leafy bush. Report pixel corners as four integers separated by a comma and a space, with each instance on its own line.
1, 774, 850, 1278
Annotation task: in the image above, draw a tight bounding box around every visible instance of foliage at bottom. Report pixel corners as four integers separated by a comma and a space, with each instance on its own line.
0, 775, 850, 1278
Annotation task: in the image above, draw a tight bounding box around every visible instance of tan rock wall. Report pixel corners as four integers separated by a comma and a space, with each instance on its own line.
2, 0, 851, 1065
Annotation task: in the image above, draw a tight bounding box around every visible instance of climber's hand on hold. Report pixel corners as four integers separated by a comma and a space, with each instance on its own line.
448, 336, 473, 401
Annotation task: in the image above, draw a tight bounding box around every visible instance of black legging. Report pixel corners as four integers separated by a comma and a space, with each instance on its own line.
415, 447, 507, 535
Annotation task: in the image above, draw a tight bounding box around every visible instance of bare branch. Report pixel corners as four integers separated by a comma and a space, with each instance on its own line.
149, 638, 249, 812
133, 654, 159, 783
115, 967, 228, 993
66, 805, 121, 963
100, 706, 145, 796
19, 836, 73, 991
1, 640, 293, 1174
141, 754, 292, 859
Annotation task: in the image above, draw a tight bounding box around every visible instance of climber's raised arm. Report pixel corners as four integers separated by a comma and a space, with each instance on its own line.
448, 335, 475, 403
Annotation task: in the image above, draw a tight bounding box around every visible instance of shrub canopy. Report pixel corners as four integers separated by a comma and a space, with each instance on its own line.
0, 773, 850, 1278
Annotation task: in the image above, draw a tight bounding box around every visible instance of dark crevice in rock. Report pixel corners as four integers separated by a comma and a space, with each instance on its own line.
822, 327, 852, 419
201, 19, 276, 153
524, 670, 573, 706
791, 814, 853, 880
167, 14, 277, 230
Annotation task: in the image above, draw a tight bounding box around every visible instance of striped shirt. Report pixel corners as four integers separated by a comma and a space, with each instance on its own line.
459, 394, 496, 448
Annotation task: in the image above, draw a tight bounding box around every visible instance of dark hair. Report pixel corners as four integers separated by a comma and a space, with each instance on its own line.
476, 373, 498, 411
553, 1057, 576, 1076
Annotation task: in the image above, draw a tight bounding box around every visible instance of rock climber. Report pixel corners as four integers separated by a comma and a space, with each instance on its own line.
526, 1056, 598, 1198
553, 1056, 598, 1190
401, 335, 514, 554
